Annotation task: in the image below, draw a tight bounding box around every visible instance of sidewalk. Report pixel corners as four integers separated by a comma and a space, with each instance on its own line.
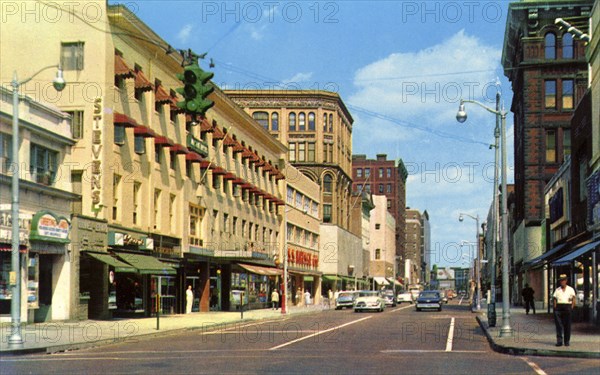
0, 303, 329, 355
476, 302, 600, 358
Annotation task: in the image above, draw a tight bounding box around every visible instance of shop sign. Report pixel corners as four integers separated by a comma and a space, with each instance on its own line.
75, 217, 107, 252
29, 211, 70, 243
91, 97, 104, 213
108, 231, 147, 248
186, 134, 208, 157
288, 247, 318, 268
0, 209, 31, 245
587, 169, 600, 228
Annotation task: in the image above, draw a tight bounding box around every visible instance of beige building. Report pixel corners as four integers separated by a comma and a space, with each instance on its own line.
405, 208, 424, 285
369, 195, 396, 284
1, 1, 292, 317
0, 85, 78, 323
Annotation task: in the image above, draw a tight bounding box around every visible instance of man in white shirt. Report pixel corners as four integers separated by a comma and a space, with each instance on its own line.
552, 274, 577, 347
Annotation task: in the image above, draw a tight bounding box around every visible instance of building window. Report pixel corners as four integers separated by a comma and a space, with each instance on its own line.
387, 199, 392, 209
242, 219, 247, 238
375, 224, 381, 230
375, 249, 381, 260
545, 80, 556, 109
170, 151, 177, 170
287, 186, 294, 204
329, 114, 333, 133
288, 142, 296, 162
323, 174, 332, 193
308, 112, 315, 131
232, 216, 238, 235
323, 113, 328, 132
328, 144, 333, 163
134, 136, 145, 154
212, 210, 219, 232
253, 111, 269, 130
30, 144, 58, 184
289, 112, 296, 131
379, 168, 384, 178
65, 110, 84, 139
579, 158, 587, 201
365, 184, 371, 193
61, 42, 84, 70
212, 173, 220, 190
387, 184, 392, 193
323, 204, 332, 223
169, 194, 176, 229
223, 213, 229, 233
296, 192, 303, 209
133, 182, 140, 225
189, 204, 203, 246
365, 168, 371, 178
112, 174, 121, 221
563, 129, 571, 159
298, 112, 306, 131
154, 189, 161, 229
114, 125, 125, 145
298, 142, 305, 161
387, 168, 392, 178
378, 184, 384, 193
546, 130, 556, 163
562, 33, 574, 59
356, 168, 363, 178
562, 79, 574, 110
0, 133, 12, 173
155, 144, 162, 164
544, 33, 556, 59
271, 112, 279, 131
307, 142, 315, 162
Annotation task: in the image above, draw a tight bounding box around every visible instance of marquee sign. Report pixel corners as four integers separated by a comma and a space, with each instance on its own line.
29, 211, 70, 243
91, 97, 104, 213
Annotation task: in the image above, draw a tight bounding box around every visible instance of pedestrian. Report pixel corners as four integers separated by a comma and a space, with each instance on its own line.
304, 289, 311, 306
328, 289, 333, 307
296, 287, 302, 306
552, 274, 577, 347
186, 285, 194, 314
521, 283, 536, 315
271, 288, 279, 310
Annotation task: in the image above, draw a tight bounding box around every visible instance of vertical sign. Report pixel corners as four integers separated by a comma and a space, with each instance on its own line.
91, 97, 103, 213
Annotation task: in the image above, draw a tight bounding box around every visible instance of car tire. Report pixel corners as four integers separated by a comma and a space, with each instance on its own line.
438, 307, 442, 312
416, 308, 421, 311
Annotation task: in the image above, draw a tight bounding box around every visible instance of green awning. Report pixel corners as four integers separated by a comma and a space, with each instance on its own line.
303, 276, 314, 281
84, 252, 136, 273
322, 275, 340, 281
117, 253, 177, 275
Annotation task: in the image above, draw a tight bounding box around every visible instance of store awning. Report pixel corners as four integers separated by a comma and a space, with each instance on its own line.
523, 243, 569, 269
374, 277, 390, 285
387, 277, 403, 286
238, 263, 282, 276
116, 253, 176, 275
322, 275, 340, 281
84, 252, 135, 273
551, 240, 600, 267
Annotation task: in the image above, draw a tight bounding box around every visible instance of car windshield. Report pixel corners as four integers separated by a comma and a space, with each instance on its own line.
358, 291, 379, 297
419, 292, 439, 298
338, 292, 354, 298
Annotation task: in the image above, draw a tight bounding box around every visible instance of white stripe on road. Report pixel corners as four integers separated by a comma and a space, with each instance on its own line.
381, 349, 486, 353
445, 317, 455, 352
268, 316, 372, 351
520, 357, 548, 375
390, 304, 414, 312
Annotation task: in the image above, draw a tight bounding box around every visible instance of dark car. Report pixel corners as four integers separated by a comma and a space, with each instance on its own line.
382, 290, 397, 307
335, 291, 358, 310
415, 291, 442, 312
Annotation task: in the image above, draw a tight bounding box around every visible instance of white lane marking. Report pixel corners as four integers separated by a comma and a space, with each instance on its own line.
381, 350, 486, 353
390, 304, 414, 312
520, 357, 548, 375
268, 316, 372, 351
445, 317, 455, 352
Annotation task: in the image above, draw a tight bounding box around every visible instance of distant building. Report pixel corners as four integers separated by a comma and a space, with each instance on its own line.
369, 195, 396, 283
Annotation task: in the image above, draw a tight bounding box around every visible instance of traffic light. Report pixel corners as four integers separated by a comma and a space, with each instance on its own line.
176, 64, 214, 115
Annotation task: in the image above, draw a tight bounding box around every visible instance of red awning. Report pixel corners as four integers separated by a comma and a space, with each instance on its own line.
154, 136, 175, 146
0, 244, 27, 253
155, 85, 171, 104
185, 152, 203, 163
114, 55, 135, 78
169, 144, 189, 154
114, 112, 138, 128
238, 263, 282, 276
200, 118, 213, 133
212, 166, 227, 175
232, 178, 246, 185
134, 70, 154, 91
241, 149, 254, 159
223, 135, 236, 147
212, 126, 225, 140
262, 163, 273, 172
199, 160, 212, 169
133, 125, 156, 138
241, 183, 253, 190
232, 142, 245, 153
223, 172, 236, 180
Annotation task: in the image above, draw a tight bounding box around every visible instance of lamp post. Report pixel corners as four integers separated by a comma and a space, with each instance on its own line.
456, 97, 512, 337
9, 65, 66, 348
459, 213, 481, 312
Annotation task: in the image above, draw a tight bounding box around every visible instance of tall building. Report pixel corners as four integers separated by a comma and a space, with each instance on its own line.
369, 195, 396, 281
351, 154, 408, 277
404, 208, 424, 285
502, 0, 593, 287
224, 89, 362, 290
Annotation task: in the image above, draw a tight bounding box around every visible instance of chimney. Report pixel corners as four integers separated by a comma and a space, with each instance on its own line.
376, 154, 387, 161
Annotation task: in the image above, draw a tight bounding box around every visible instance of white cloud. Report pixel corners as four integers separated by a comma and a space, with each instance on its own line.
282, 72, 313, 84
177, 24, 193, 44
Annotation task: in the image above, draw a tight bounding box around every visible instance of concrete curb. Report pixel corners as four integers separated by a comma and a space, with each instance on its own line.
476, 315, 600, 359
1, 307, 328, 356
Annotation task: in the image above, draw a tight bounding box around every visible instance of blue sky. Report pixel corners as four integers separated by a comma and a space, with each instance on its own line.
125, 1, 515, 269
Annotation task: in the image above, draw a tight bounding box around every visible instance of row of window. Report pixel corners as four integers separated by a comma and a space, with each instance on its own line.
545, 79, 574, 110
286, 186, 319, 217
252, 111, 336, 133
355, 167, 393, 179
286, 223, 318, 249
544, 32, 574, 60
355, 183, 394, 195
546, 128, 570, 164
0, 133, 58, 186
288, 142, 335, 164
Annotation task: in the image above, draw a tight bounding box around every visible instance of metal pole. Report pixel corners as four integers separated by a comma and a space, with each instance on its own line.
281, 200, 288, 314
499, 109, 513, 337
9, 73, 23, 348
488, 92, 500, 327
476, 215, 481, 311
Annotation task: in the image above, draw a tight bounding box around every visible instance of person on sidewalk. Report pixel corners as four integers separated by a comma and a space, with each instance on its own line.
304, 289, 311, 306
271, 288, 280, 310
552, 274, 576, 347
328, 289, 333, 308
186, 285, 194, 314
521, 283, 536, 315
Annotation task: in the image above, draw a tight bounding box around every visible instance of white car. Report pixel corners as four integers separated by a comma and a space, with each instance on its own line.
354, 290, 386, 312
396, 291, 413, 304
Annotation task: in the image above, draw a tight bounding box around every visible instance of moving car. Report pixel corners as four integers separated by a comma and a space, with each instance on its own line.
335, 291, 358, 310
396, 291, 413, 304
354, 290, 386, 312
382, 290, 397, 307
415, 291, 442, 312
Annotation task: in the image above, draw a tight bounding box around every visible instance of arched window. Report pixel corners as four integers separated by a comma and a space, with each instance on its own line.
271, 112, 279, 131
308, 112, 315, 131
562, 33, 573, 59
253, 111, 269, 130
289, 112, 296, 131
323, 113, 327, 132
545, 33, 556, 59
323, 174, 333, 193
298, 112, 306, 131
328, 114, 333, 132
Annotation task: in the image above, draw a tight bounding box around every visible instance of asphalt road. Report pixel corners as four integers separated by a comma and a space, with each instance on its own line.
2, 301, 598, 374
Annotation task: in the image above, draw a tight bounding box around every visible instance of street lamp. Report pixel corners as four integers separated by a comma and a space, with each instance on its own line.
456, 96, 512, 337
8, 65, 65, 348
459, 213, 481, 312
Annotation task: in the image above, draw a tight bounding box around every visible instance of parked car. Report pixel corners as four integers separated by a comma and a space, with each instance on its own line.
382, 290, 397, 307
415, 291, 442, 312
396, 291, 413, 304
438, 291, 448, 304
335, 291, 358, 310
354, 290, 386, 313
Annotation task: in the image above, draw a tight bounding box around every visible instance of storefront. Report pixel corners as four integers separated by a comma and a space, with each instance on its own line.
231, 263, 282, 311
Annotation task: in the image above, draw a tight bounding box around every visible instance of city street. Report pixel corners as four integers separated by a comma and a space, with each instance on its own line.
2, 302, 598, 374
